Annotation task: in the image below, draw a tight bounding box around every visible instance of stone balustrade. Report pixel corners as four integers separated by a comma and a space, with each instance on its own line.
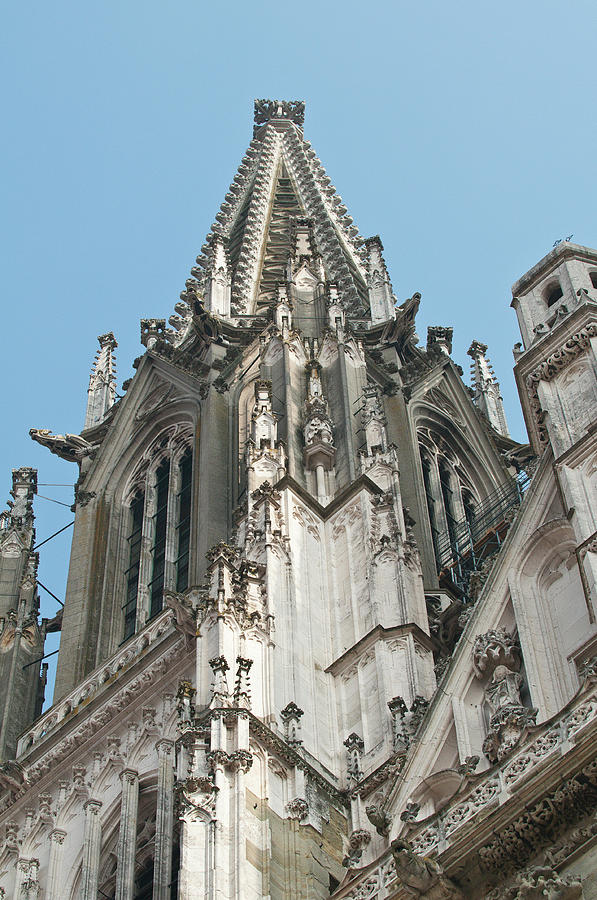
17, 610, 176, 758
335, 678, 597, 899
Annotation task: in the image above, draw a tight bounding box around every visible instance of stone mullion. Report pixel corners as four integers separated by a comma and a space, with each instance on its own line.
153, 740, 175, 900
163, 450, 180, 594
46, 829, 67, 900
80, 799, 103, 900
137, 465, 158, 629
115, 769, 139, 900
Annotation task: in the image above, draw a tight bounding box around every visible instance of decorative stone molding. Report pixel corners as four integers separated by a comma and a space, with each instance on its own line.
285, 798, 309, 821
400, 801, 421, 823
343, 829, 372, 868
15, 616, 180, 783
280, 702, 304, 745
486, 866, 584, 900
472, 629, 536, 763
473, 628, 520, 678
526, 323, 597, 446
396, 683, 597, 869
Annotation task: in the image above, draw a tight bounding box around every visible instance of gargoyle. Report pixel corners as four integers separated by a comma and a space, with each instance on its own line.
391, 840, 463, 898
30, 429, 94, 462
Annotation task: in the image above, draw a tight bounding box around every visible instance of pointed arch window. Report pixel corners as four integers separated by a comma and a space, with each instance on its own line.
122, 425, 194, 640
175, 448, 192, 592
124, 491, 144, 641
420, 450, 441, 567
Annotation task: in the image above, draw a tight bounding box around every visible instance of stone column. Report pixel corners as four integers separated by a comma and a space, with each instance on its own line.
46, 830, 67, 900
80, 800, 102, 900
115, 769, 139, 900
153, 741, 175, 900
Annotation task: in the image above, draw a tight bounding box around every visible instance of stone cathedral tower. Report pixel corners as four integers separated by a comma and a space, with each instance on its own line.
1, 101, 597, 899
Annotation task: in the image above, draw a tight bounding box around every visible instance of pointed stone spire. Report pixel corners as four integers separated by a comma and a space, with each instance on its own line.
364, 236, 396, 323
186, 100, 369, 320
204, 236, 231, 317
84, 332, 117, 430
468, 340, 510, 437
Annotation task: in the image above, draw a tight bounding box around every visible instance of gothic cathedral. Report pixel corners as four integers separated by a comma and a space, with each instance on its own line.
1, 100, 597, 899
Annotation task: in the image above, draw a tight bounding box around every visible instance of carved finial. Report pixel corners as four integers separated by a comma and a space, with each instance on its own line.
84, 332, 117, 430
364, 236, 396, 323
427, 326, 453, 356
253, 99, 305, 127
5, 468, 37, 528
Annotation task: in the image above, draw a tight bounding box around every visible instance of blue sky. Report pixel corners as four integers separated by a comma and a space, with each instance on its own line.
2, 0, 596, 704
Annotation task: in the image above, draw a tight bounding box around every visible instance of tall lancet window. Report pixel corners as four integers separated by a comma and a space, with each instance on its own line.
124, 491, 145, 641
121, 424, 194, 640
176, 448, 192, 592
439, 461, 459, 556
420, 450, 441, 567
149, 458, 170, 620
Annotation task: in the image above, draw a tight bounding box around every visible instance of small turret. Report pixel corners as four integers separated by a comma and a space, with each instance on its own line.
0, 468, 46, 761
84, 332, 117, 430
511, 241, 597, 351
364, 236, 396, 324
468, 340, 510, 437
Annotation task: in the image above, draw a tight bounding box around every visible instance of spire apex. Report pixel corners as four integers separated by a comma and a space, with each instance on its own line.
254, 99, 305, 127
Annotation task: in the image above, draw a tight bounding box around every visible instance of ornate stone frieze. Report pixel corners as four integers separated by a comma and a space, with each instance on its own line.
396, 683, 597, 869
526, 322, 597, 446
14, 614, 180, 783
486, 866, 584, 900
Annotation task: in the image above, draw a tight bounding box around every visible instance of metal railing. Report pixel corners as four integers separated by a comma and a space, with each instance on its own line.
436, 472, 531, 594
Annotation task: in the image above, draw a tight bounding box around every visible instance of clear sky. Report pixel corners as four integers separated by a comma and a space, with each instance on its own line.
2, 0, 596, 705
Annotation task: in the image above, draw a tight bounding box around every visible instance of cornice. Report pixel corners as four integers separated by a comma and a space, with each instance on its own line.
514, 302, 597, 379
325, 624, 434, 678
511, 241, 597, 297
17, 609, 181, 763
334, 675, 597, 899
275, 472, 383, 520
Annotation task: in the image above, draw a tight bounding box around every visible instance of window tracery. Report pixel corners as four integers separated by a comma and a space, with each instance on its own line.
417, 431, 482, 571
123, 424, 194, 640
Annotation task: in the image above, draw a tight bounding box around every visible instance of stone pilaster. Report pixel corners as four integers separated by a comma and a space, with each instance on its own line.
153, 741, 175, 900
46, 830, 67, 900
115, 770, 139, 900
80, 800, 102, 900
